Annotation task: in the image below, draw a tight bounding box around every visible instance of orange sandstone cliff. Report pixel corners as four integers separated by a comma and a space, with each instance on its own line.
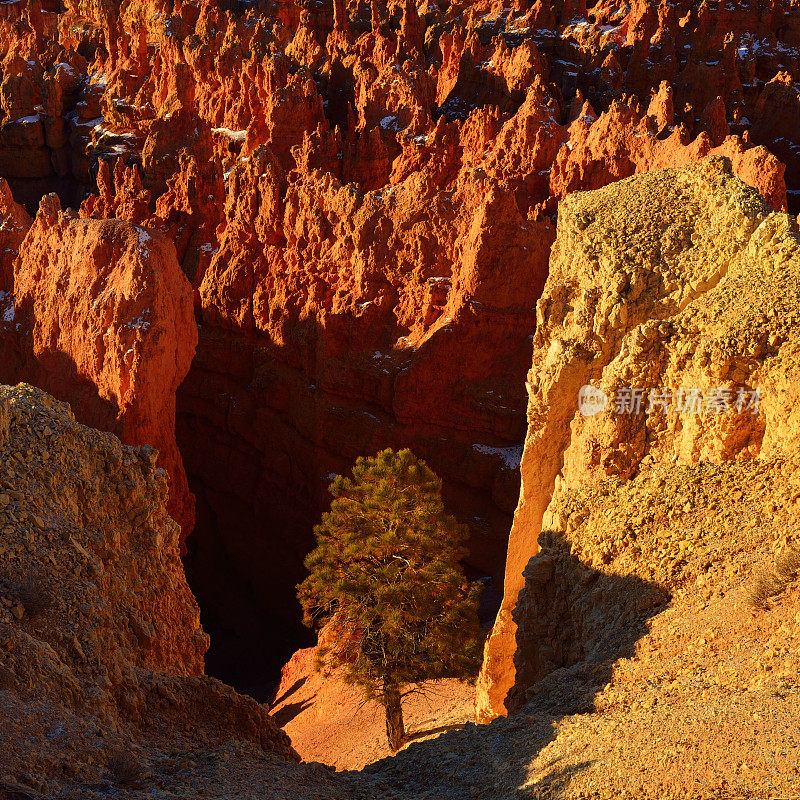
0, 194, 197, 539
477, 155, 800, 721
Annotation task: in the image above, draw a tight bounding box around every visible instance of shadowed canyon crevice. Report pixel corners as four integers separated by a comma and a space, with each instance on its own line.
176, 319, 526, 696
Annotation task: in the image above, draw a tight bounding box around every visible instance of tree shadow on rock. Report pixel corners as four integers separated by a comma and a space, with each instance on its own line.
271, 676, 307, 707
404, 722, 467, 744
270, 695, 316, 729
353, 529, 668, 799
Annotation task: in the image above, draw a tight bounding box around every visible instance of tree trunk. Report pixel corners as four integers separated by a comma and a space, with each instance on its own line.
383, 682, 405, 751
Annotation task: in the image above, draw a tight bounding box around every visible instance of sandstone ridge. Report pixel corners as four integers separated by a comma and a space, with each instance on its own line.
477, 155, 800, 720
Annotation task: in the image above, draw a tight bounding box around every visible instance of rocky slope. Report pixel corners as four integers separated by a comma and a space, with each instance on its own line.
362, 455, 800, 798
0, 382, 361, 800
477, 155, 800, 721
0, 0, 799, 692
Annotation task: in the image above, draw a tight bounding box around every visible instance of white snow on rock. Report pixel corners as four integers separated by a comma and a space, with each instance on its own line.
212, 127, 247, 142
473, 443, 524, 469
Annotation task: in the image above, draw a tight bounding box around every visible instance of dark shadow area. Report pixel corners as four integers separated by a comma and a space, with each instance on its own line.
405, 722, 467, 743
506, 528, 669, 714
473, 574, 503, 629
217, 0, 260, 12
436, 75, 525, 123
351, 529, 667, 798
0, 332, 120, 441
271, 676, 307, 707
270, 695, 316, 728
321, 61, 356, 133
181, 470, 316, 702
176, 319, 520, 702
787, 187, 800, 217
5, 176, 91, 218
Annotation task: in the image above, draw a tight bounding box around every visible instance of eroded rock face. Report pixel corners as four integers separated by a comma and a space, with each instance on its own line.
550, 93, 788, 211
0, 194, 197, 540
476, 156, 800, 721
0, 176, 30, 290
0, 0, 800, 688
0, 383, 301, 795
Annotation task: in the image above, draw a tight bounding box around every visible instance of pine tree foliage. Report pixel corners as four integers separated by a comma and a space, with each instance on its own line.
297, 448, 482, 748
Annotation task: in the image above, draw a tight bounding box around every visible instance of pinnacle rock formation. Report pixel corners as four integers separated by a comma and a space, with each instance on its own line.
0, 194, 197, 541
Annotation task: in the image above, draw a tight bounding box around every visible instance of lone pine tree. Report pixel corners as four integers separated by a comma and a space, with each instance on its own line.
298, 448, 482, 751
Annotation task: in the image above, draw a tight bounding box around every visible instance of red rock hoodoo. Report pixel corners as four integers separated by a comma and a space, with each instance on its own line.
0, 0, 799, 691
0, 193, 197, 537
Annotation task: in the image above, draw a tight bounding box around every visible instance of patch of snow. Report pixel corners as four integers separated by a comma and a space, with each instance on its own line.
127, 308, 151, 332
1, 291, 15, 323
70, 114, 103, 129
55, 62, 78, 77
473, 443, 524, 469
136, 227, 153, 258
379, 115, 400, 131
